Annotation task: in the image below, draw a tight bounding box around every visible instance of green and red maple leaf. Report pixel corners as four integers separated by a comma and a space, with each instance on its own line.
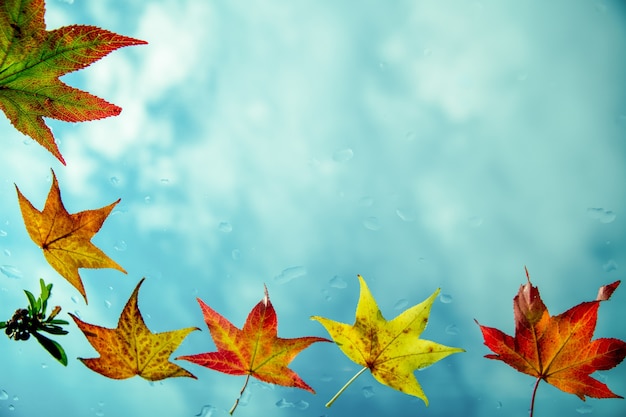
0, 0, 146, 164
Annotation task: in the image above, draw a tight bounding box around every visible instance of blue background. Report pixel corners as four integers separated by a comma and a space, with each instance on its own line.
1, 0, 625, 416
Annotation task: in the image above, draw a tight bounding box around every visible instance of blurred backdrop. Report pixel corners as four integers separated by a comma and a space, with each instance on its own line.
1, 0, 625, 416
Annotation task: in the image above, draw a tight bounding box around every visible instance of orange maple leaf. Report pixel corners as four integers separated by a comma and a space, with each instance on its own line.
177, 285, 330, 414
15, 169, 126, 303
70, 278, 198, 381
0, 0, 147, 164
476, 268, 626, 416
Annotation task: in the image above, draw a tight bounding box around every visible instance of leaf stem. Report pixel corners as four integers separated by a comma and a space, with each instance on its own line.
529, 377, 541, 417
229, 374, 251, 415
325, 366, 368, 408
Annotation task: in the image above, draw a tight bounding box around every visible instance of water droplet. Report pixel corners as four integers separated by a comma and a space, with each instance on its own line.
109, 176, 120, 186
320, 374, 333, 382
95, 410, 104, 417
329, 275, 347, 289
378, 61, 386, 70
496, 401, 503, 409
41, 363, 48, 369
4, 249, 11, 256
98, 401, 104, 407
362, 386, 375, 398
275, 398, 293, 408
587, 207, 616, 223
238, 389, 251, 406
0, 229, 7, 237
104, 300, 112, 309
468, 216, 483, 227
12, 396, 17, 401
295, 400, 309, 410
144, 196, 151, 204
445, 324, 459, 335
363, 217, 381, 231
393, 299, 408, 310
231, 249, 241, 260
332, 148, 354, 162
576, 404, 593, 414
113, 240, 127, 251
195, 405, 216, 417
73, 310, 81, 319
218, 221, 232, 233
71, 295, 79, 304
160, 178, 170, 185
274, 266, 307, 284
358, 196, 374, 207
603, 259, 618, 272
8, 405, 14, 411
0, 390, 8, 400
0, 265, 22, 279
322, 289, 332, 302
396, 208, 415, 222
439, 293, 453, 304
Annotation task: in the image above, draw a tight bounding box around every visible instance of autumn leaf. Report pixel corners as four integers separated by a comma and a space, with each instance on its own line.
0, 0, 147, 164
15, 169, 126, 303
69, 278, 198, 381
177, 285, 330, 415
476, 268, 626, 417
311, 275, 464, 407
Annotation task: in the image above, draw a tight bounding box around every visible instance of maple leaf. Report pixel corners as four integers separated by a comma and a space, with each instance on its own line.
177, 285, 330, 415
15, 169, 126, 303
69, 277, 198, 381
311, 274, 464, 407
476, 268, 626, 417
0, 0, 147, 164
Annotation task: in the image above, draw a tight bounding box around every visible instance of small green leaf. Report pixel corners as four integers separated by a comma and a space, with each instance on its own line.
0, 321, 6, 329
32, 332, 68, 366
24, 290, 37, 315
40, 324, 69, 335
48, 319, 70, 326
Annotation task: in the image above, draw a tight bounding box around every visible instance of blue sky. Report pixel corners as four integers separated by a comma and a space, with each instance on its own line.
1, 0, 625, 416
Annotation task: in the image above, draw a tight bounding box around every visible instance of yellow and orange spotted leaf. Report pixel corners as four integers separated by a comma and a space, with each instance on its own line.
69, 278, 198, 381
15, 169, 126, 303
476, 269, 626, 416
0, 0, 147, 164
312, 275, 464, 407
178, 285, 330, 414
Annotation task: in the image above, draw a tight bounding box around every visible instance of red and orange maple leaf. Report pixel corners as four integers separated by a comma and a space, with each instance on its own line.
476, 268, 626, 416
0, 0, 146, 164
178, 286, 330, 414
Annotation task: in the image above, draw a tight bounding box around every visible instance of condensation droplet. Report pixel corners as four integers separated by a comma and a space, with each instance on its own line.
71, 295, 79, 304
4, 249, 11, 256
320, 374, 333, 382
195, 405, 216, 417
95, 410, 104, 417
274, 266, 306, 284
8, 405, 14, 411
160, 178, 170, 185
41, 363, 48, 369
275, 398, 293, 408
295, 400, 309, 410
322, 289, 332, 302
393, 299, 408, 310
0, 265, 22, 279
104, 300, 112, 309
445, 324, 459, 335
362, 386, 375, 398
144, 196, 151, 204
439, 293, 453, 304
218, 222, 232, 233
231, 249, 241, 260
603, 259, 618, 272
358, 196, 374, 207
109, 177, 120, 186
238, 390, 251, 407
587, 207, 616, 223
496, 401, 503, 409
332, 148, 354, 162
0, 390, 8, 400
329, 275, 347, 289
396, 208, 415, 222
0, 230, 7, 237
576, 404, 593, 414
363, 217, 381, 231
113, 240, 127, 251
600, 210, 616, 223
73, 310, 81, 319
12, 396, 17, 401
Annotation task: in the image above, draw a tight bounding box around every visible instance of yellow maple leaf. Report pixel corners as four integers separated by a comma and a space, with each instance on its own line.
311, 274, 464, 407
69, 278, 199, 381
15, 169, 126, 303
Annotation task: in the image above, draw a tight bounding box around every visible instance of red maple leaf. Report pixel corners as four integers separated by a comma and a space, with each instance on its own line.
476, 268, 626, 416
0, 0, 146, 164
178, 285, 330, 414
